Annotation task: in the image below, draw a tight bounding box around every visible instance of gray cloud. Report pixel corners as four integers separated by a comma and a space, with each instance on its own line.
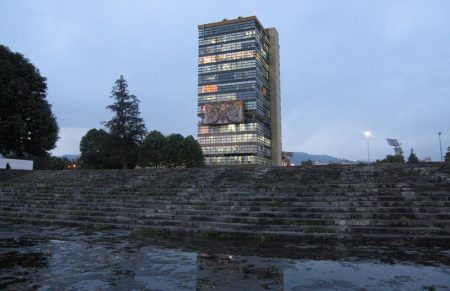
0, 0, 448, 160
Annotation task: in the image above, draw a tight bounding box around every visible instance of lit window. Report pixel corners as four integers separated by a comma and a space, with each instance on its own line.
200, 84, 218, 93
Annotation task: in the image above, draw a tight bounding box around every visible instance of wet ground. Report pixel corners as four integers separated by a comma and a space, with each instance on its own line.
1, 223, 450, 290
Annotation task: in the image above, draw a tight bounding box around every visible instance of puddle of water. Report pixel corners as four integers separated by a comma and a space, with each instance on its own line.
0, 223, 449, 290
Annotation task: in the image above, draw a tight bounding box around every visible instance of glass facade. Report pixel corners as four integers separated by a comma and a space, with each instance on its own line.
198, 17, 279, 165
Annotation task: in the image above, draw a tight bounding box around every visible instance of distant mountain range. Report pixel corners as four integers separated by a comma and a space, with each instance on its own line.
61, 154, 80, 161
288, 152, 353, 165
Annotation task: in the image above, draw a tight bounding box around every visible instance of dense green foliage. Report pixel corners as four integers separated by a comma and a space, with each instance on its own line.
138, 130, 166, 168
139, 132, 204, 168
445, 149, 450, 162
0, 45, 58, 157
164, 134, 186, 167
380, 154, 405, 163
79, 129, 122, 169
183, 135, 205, 167
81, 129, 204, 169
103, 76, 146, 168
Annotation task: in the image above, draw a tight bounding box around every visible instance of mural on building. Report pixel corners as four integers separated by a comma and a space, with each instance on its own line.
203, 100, 244, 125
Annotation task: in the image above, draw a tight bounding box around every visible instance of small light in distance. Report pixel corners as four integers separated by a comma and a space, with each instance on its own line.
363, 130, 372, 138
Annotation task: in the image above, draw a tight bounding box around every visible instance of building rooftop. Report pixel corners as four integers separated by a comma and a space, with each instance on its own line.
199, 16, 264, 29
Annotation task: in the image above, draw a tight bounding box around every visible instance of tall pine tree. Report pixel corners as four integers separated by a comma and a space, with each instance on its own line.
104, 75, 146, 168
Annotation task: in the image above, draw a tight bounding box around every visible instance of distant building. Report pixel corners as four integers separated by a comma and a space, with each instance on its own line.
197, 16, 281, 166
282, 151, 294, 166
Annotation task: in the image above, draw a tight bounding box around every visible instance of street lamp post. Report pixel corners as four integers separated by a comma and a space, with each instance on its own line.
363, 130, 372, 163
438, 132, 443, 162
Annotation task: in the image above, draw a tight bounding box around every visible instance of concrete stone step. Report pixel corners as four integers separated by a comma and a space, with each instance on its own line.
3, 188, 450, 202
1, 199, 448, 215
2, 201, 449, 216
4, 191, 450, 203
4, 204, 450, 223
2, 206, 449, 231
1, 163, 449, 243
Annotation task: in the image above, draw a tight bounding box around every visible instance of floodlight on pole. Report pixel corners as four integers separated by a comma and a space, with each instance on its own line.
438, 132, 443, 162
363, 130, 372, 163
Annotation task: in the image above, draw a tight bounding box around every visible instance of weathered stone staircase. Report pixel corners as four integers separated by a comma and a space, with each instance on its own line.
1, 163, 449, 243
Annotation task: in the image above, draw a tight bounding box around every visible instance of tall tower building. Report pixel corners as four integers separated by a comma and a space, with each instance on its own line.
197, 16, 281, 166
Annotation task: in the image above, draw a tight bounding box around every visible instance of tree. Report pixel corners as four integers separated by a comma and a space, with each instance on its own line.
50, 156, 69, 170
103, 75, 146, 168
445, 148, 450, 162
0, 45, 58, 157
407, 148, 419, 163
163, 133, 185, 167
301, 160, 314, 167
381, 154, 405, 163
183, 135, 204, 167
138, 130, 167, 168
79, 128, 121, 169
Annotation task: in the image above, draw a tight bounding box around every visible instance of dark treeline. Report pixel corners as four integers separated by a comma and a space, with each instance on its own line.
79, 129, 204, 169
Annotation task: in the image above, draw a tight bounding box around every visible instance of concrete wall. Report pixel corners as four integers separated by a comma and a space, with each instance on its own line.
267, 28, 282, 166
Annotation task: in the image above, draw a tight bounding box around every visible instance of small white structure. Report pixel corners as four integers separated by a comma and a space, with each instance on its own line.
0, 158, 33, 170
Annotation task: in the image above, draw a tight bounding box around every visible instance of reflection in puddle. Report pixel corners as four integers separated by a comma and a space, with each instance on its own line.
0, 223, 449, 290
284, 260, 450, 290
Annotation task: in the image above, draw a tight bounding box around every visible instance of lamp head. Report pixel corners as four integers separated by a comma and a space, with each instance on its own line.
363, 130, 372, 138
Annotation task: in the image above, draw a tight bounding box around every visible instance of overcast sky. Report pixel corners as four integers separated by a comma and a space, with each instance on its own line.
1, 0, 449, 161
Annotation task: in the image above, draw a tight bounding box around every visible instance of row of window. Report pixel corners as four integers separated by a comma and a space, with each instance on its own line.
199, 50, 255, 65
199, 71, 269, 94
198, 69, 256, 85
199, 134, 271, 146
198, 59, 256, 75
198, 122, 269, 135
255, 67, 270, 85
199, 21, 256, 38
199, 40, 255, 56
202, 144, 257, 155
198, 92, 237, 103
198, 80, 256, 94
202, 144, 271, 156
197, 91, 257, 103
199, 30, 255, 46
255, 56, 270, 73
255, 49, 269, 66
255, 30, 270, 51
205, 155, 271, 165
199, 133, 257, 144
197, 51, 268, 74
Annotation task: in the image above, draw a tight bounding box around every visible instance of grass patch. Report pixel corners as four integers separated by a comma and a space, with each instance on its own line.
193, 201, 208, 210
197, 230, 230, 239
93, 224, 113, 231
271, 200, 283, 207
